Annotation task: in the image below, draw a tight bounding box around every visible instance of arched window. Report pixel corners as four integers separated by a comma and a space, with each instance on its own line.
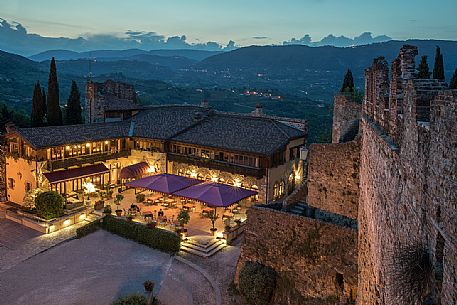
273, 182, 279, 199
279, 180, 285, 196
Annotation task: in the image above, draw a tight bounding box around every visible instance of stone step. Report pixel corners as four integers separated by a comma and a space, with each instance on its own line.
183, 237, 220, 249
180, 242, 226, 258
181, 239, 224, 253
290, 208, 304, 215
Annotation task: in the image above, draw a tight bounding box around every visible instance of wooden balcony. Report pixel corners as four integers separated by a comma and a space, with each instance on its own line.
168, 153, 265, 178
47, 150, 130, 171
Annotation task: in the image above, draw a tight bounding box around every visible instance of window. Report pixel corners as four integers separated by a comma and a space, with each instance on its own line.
8, 178, 15, 189
273, 182, 279, 199
25, 182, 32, 193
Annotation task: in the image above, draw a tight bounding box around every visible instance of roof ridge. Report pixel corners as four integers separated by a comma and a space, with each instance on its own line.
267, 117, 291, 138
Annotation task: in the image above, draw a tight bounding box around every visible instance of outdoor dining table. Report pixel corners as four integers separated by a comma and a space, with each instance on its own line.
223, 212, 235, 219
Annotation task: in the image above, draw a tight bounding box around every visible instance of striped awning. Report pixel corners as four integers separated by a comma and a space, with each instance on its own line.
44, 164, 109, 184
119, 162, 149, 179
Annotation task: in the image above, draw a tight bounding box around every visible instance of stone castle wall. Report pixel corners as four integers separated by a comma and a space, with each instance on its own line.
332, 95, 362, 143
357, 45, 457, 305
236, 205, 357, 305
306, 140, 360, 219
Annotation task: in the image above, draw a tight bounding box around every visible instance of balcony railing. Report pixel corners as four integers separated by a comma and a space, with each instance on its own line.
168, 153, 265, 178
47, 150, 130, 171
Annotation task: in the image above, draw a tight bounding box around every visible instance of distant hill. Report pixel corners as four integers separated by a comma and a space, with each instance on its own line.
30, 49, 221, 62
199, 40, 457, 77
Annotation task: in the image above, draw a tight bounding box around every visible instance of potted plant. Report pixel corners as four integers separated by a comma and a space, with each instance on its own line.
143, 280, 155, 305
177, 209, 190, 237
94, 200, 104, 211
206, 209, 219, 236
126, 212, 134, 222
136, 193, 146, 204
106, 186, 114, 200
235, 218, 242, 226
103, 205, 112, 215
114, 194, 124, 217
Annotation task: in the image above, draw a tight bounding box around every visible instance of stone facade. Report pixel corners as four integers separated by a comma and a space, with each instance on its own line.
85, 79, 137, 123
332, 95, 362, 143
358, 45, 456, 305
307, 140, 360, 219
236, 205, 357, 305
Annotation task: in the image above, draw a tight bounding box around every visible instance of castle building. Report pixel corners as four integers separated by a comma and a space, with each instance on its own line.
4, 104, 306, 206
235, 45, 456, 305
85, 79, 142, 123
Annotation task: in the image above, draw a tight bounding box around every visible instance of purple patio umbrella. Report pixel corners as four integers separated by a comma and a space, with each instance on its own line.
173, 181, 257, 207
126, 174, 202, 194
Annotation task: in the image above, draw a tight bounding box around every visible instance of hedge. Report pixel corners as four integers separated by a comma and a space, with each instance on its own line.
76, 221, 99, 238
101, 216, 181, 253
35, 191, 65, 220
110, 294, 148, 305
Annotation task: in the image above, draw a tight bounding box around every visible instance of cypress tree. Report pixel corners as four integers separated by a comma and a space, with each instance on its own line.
341, 69, 355, 93
432, 46, 445, 80
65, 80, 83, 125
449, 69, 457, 89
41, 87, 47, 120
31, 81, 45, 127
47, 57, 63, 126
417, 56, 431, 79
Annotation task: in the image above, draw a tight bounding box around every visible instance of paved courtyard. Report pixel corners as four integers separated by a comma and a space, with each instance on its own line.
0, 230, 226, 305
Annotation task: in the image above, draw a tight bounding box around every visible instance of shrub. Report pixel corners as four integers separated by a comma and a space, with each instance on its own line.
110, 294, 147, 305
76, 221, 99, 238
143, 280, 154, 292
35, 191, 65, 220
238, 261, 277, 305
177, 209, 190, 227
136, 193, 146, 203
101, 216, 180, 253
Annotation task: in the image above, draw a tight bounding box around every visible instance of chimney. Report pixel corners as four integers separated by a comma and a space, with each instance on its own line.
201, 99, 209, 108
253, 103, 263, 116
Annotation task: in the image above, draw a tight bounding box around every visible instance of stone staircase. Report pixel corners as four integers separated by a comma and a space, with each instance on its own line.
180, 235, 226, 257
289, 202, 308, 216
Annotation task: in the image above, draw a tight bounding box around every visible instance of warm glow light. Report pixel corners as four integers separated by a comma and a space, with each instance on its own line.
79, 213, 86, 219
234, 179, 241, 187
63, 219, 71, 227
190, 170, 198, 178
147, 165, 156, 173
83, 182, 96, 193
85, 143, 91, 147
104, 141, 109, 144
211, 176, 218, 182
65, 146, 70, 150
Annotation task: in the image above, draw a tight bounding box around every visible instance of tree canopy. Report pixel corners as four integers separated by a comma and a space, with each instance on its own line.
65, 80, 83, 125
449, 69, 457, 89
341, 69, 355, 93
31, 81, 46, 127
417, 56, 431, 79
432, 46, 445, 80
47, 57, 63, 126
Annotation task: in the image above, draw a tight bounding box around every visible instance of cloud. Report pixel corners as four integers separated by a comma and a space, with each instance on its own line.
0, 18, 236, 56
252, 36, 269, 40
283, 32, 391, 47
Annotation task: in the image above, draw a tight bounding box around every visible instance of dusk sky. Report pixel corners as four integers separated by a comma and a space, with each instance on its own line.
1, 0, 457, 45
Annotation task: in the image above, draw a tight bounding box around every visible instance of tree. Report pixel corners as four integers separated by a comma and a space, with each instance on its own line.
432, 46, 445, 80
340, 69, 355, 93
41, 87, 47, 122
47, 57, 63, 126
238, 261, 277, 305
65, 80, 83, 125
177, 209, 190, 228
417, 56, 431, 79
31, 81, 45, 127
449, 69, 457, 89
205, 208, 219, 231
35, 191, 65, 220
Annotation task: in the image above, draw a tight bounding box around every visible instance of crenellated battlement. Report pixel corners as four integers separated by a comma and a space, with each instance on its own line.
363, 45, 449, 148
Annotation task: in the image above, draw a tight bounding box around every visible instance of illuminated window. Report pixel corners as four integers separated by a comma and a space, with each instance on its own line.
25, 182, 32, 193
8, 178, 15, 189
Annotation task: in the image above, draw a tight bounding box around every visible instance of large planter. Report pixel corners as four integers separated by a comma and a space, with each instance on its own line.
115, 210, 122, 217
94, 201, 104, 211
210, 228, 218, 237
147, 221, 157, 229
